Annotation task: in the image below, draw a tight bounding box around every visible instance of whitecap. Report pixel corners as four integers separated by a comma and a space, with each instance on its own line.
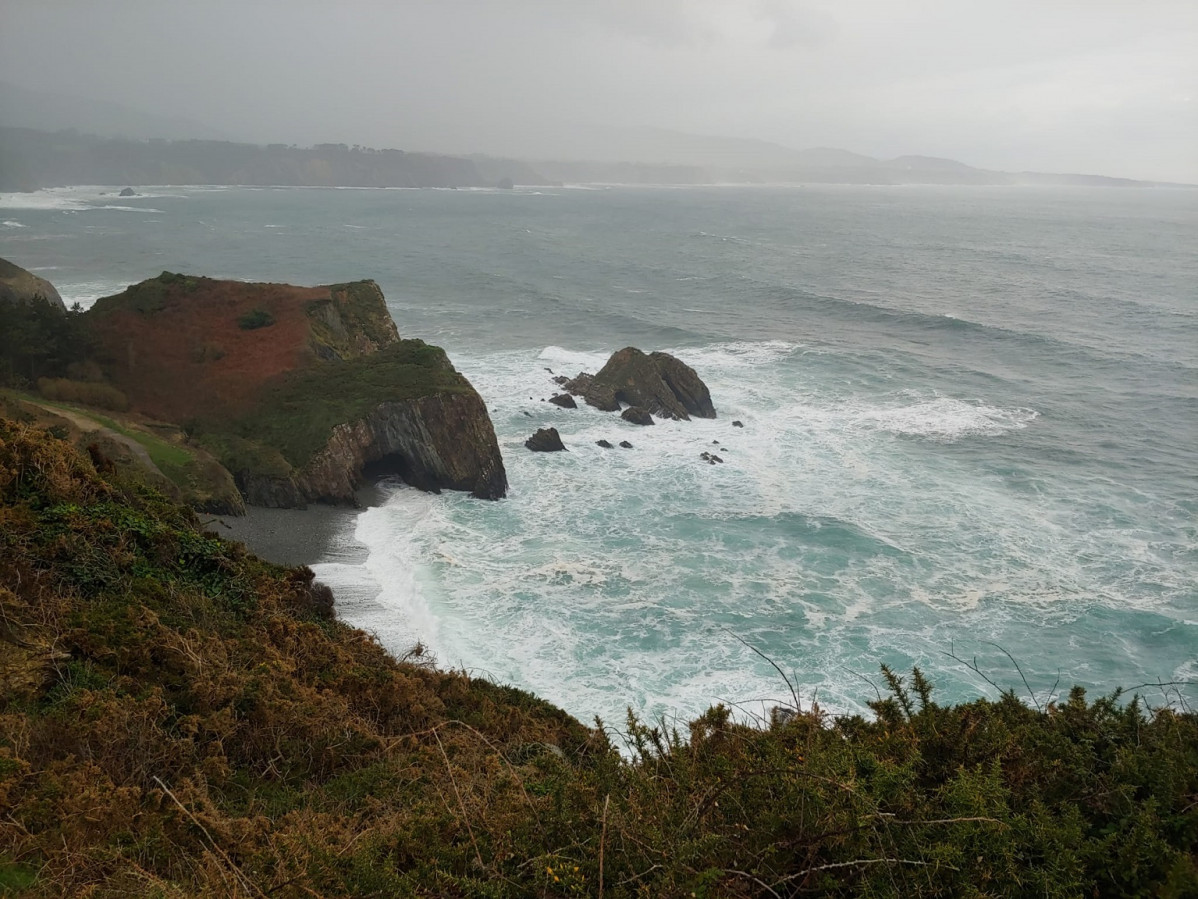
847, 397, 1038, 441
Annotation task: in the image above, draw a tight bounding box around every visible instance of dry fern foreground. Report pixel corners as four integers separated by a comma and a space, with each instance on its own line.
0, 414, 1195, 897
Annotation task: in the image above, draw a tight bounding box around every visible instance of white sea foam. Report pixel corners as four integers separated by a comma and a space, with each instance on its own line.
0, 189, 90, 210
58, 280, 133, 309
0, 188, 168, 213
843, 397, 1038, 440
325, 337, 1173, 728
2, 220, 26, 228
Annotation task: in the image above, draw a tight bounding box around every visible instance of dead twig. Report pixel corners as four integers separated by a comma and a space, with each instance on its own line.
598, 794, 610, 899
153, 775, 267, 899
432, 728, 485, 870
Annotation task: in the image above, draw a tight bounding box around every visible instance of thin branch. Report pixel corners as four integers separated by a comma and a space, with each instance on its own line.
725, 629, 801, 712
432, 728, 485, 870
987, 642, 1041, 711
728, 869, 782, 898
598, 794, 610, 899
153, 776, 267, 899
772, 857, 953, 887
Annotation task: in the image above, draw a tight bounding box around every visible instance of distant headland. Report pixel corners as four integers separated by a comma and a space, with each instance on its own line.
2, 126, 1191, 192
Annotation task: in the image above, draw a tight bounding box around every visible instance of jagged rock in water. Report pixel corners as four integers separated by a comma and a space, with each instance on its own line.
525, 427, 566, 452
549, 393, 578, 409
563, 348, 715, 420
119, 187, 136, 197
563, 371, 618, 412
732, 420, 744, 428
0, 257, 67, 311
648, 351, 716, 418
619, 440, 633, 449
621, 406, 654, 426
596, 439, 614, 448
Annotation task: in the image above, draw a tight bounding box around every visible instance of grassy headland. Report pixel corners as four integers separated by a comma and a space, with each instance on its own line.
1, 270, 500, 510
0, 414, 1195, 897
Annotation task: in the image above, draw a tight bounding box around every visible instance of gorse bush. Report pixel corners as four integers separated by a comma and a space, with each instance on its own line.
36, 377, 129, 411
237, 308, 274, 330
0, 415, 1195, 897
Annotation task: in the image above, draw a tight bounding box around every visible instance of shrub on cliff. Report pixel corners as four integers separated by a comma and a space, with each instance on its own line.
0, 299, 91, 387
35, 377, 129, 411
0, 416, 1194, 897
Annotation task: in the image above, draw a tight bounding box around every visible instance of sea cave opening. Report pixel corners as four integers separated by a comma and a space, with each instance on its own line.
362, 452, 441, 493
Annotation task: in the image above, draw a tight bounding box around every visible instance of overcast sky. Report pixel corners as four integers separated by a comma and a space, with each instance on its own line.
2, 0, 1195, 181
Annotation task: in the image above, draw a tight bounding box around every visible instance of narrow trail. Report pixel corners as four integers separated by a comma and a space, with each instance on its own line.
29, 401, 168, 481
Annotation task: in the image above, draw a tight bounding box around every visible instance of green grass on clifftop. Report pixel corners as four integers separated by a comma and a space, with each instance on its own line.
205, 338, 473, 470
1, 415, 1196, 897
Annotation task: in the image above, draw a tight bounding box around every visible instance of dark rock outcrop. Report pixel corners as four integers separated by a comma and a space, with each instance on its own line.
0, 257, 66, 311
649, 351, 715, 418
237, 392, 508, 506
621, 406, 654, 426
619, 440, 633, 449
732, 420, 744, 428
119, 187, 136, 197
564, 348, 715, 420
563, 371, 618, 412
549, 393, 577, 409
525, 428, 566, 452
596, 439, 613, 448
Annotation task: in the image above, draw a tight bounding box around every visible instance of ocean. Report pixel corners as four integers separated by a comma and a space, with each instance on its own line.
3, 182, 1195, 725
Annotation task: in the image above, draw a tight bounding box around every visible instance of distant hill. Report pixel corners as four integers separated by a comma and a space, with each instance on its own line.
0, 80, 229, 142
0, 125, 1187, 191
504, 126, 1192, 187
0, 128, 535, 191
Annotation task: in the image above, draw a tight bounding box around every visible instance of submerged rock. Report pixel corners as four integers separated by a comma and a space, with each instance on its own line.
525, 427, 566, 452
621, 406, 654, 426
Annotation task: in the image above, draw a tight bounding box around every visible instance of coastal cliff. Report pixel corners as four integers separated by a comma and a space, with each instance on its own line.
47, 271, 507, 508
244, 392, 509, 506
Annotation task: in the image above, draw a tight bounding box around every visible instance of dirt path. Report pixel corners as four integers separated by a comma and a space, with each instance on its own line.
28, 402, 166, 480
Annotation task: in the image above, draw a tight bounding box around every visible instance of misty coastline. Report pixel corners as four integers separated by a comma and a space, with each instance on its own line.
3, 126, 1191, 195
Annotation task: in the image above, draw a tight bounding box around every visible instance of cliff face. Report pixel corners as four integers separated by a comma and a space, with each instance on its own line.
86, 273, 507, 508
0, 256, 66, 311
243, 392, 507, 507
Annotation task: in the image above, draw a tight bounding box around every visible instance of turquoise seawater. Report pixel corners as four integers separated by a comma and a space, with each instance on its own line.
3, 183, 1195, 724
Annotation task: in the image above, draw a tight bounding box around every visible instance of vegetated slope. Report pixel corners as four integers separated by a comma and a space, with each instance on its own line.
85, 273, 506, 504
1, 415, 1195, 897
87, 274, 402, 425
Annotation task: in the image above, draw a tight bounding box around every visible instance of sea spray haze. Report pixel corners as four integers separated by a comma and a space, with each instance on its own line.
2, 183, 1195, 725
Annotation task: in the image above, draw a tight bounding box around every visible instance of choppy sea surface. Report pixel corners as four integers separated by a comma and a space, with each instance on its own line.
3, 183, 1195, 723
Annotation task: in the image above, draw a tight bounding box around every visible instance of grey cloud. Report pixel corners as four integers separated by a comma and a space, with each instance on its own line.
0, 0, 1194, 181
